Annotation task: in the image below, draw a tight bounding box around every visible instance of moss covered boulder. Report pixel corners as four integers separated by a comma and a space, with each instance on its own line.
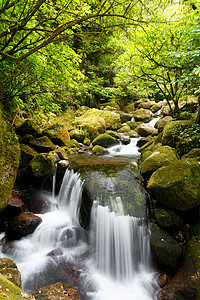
0, 105, 20, 212
139, 100, 156, 109
162, 120, 192, 148
182, 148, 200, 159
30, 152, 59, 178
100, 110, 121, 130
101, 101, 121, 111
147, 159, 200, 211
125, 131, 139, 138
126, 120, 142, 130
177, 133, 200, 156
69, 129, 87, 142
155, 116, 172, 133
92, 133, 119, 148
158, 236, 200, 300
92, 145, 109, 154
155, 208, 183, 231
135, 123, 158, 137
117, 125, 131, 133
106, 130, 120, 139
132, 108, 153, 123
29, 136, 56, 153
78, 115, 106, 139
140, 146, 179, 178
43, 122, 70, 147
0, 273, 34, 299
150, 223, 182, 269
15, 119, 41, 137
20, 144, 38, 168
117, 111, 133, 123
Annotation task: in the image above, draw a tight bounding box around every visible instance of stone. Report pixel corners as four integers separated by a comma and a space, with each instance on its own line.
6, 213, 42, 239
135, 123, 158, 137
182, 148, 200, 159
117, 125, 131, 133
92, 133, 118, 148
139, 100, 156, 109
155, 208, 183, 231
32, 282, 80, 299
78, 115, 106, 139
136, 137, 152, 148
157, 236, 200, 300
126, 121, 142, 130
0, 258, 21, 287
20, 144, 38, 168
132, 108, 153, 123
15, 119, 41, 137
140, 146, 178, 178
92, 145, 109, 154
30, 152, 59, 178
151, 103, 161, 113
150, 223, 182, 269
157, 273, 170, 288
125, 131, 139, 138
147, 159, 200, 211
117, 111, 133, 123
106, 130, 120, 139
69, 129, 87, 142
28, 192, 52, 214
155, 116, 172, 133
0, 193, 25, 222
123, 102, 135, 113
29, 136, 56, 153
101, 101, 121, 111
43, 122, 70, 147
177, 133, 200, 156
120, 135, 131, 145
0, 105, 20, 212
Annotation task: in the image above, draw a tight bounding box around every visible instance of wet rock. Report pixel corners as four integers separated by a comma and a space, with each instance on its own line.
155, 208, 183, 231
139, 100, 156, 109
78, 115, 106, 139
157, 273, 171, 288
105, 130, 120, 139
147, 159, 200, 211
29, 136, 56, 153
125, 130, 139, 138
126, 120, 142, 130
0, 193, 25, 222
32, 282, 80, 299
28, 192, 51, 214
30, 152, 59, 178
6, 213, 42, 240
117, 124, 131, 133
117, 111, 133, 123
43, 122, 70, 147
92, 145, 109, 154
132, 108, 153, 123
151, 103, 161, 113
47, 248, 63, 257
92, 133, 119, 148
69, 129, 87, 143
0, 258, 21, 287
120, 135, 131, 145
157, 236, 200, 300
140, 146, 178, 178
135, 123, 158, 137
136, 136, 152, 148
150, 223, 182, 269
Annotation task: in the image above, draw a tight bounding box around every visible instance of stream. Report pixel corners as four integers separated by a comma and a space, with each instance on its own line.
0, 114, 161, 299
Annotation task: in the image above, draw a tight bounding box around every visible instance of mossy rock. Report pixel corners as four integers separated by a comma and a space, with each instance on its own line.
151, 103, 161, 113
70, 139, 81, 150
135, 123, 158, 137
125, 130, 139, 138
78, 115, 106, 139
162, 120, 192, 148
20, 144, 38, 168
29, 136, 56, 153
92, 133, 119, 148
100, 110, 121, 130
123, 102, 135, 113
132, 108, 153, 123
29, 152, 59, 178
177, 133, 200, 156
0, 258, 21, 287
0, 105, 20, 212
116, 111, 133, 123
155, 208, 183, 231
43, 122, 70, 147
69, 129, 87, 142
92, 145, 109, 154
0, 273, 33, 299
158, 236, 200, 300
147, 159, 200, 211
32, 282, 80, 299
140, 146, 179, 178
106, 130, 120, 139
139, 100, 156, 109
117, 125, 131, 133
20, 134, 34, 144
76, 105, 90, 117
126, 120, 142, 130
150, 223, 182, 269
15, 119, 41, 137
182, 148, 200, 159
155, 116, 172, 132
83, 137, 91, 146
101, 101, 121, 111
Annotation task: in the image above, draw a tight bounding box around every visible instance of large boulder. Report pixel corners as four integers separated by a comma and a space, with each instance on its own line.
29, 136, 56, 153
92, 133, 119, 148
92, 145, 109, 154
155, 116, 172, 133
29, 152, 59, 178
0, 258, 21, 287
101, 101, 121, 111
140, 146, 179, 178
0, 105, 20, 212
150, 223, 182, 269
139, 100, 156, 109
158, 236, 200, 300
15, 119, 41, 137
5, 212, 42, 239
20, 144, 38, 168
43, 122, 70, 147
135, 123, 158, 137
78, 115, 106, 139
0, 193, 25, 222
155, 208, 183, 231
117, 111, 133, 123
69, 129, 87, 143
147, 159, 200, 211
132, 108, 153, 123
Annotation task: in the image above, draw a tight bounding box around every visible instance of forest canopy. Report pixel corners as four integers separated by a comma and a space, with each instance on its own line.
0, 0, 199, 121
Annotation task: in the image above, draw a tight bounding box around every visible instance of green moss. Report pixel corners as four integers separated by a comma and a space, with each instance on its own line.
43, 122, 70, 147
29, 153, 57, 178
92, 145, 109, 154
20, 144, 38, 168
92, 133, 118, 148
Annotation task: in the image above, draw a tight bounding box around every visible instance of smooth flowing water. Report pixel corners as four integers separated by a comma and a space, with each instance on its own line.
0, 113, 160, 299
